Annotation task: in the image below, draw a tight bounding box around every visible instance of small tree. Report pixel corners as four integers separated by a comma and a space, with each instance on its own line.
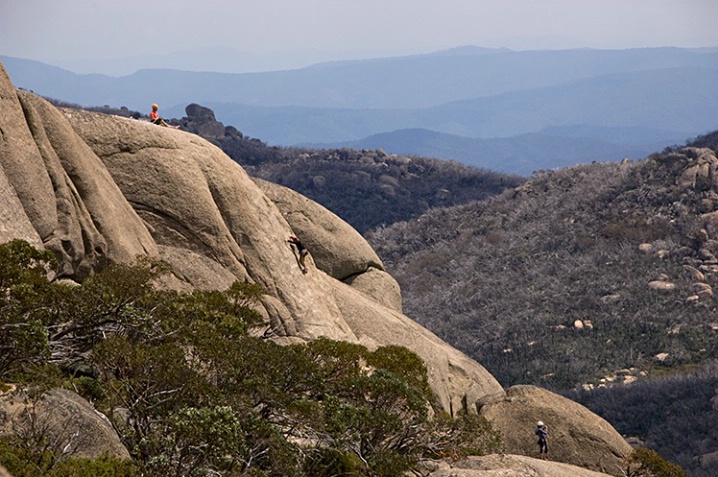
624, 447, 687, 477
0, 240, 56, 381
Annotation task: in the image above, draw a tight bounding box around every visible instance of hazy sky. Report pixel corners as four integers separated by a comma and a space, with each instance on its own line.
2, 0, 717, 74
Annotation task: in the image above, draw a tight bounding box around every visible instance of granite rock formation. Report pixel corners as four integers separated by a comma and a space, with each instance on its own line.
0, 61, 633, 473
0, 387, 130, 460
479, 386, 633, 473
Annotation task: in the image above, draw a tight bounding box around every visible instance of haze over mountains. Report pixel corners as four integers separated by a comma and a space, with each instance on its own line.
0, 58, 642, 477
4, 46, 717, 175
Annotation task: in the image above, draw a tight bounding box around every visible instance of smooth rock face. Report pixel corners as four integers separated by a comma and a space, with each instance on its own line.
479, 385, 633, 475
0, 61, 633, 472
253, 178, 385, 280
17, 92, 158, 277
0, 65, 56, 245
64, 108, 503, 414
0, 388, 130, 460
254, 178, 403, 312
427, 454, 616, 477
0, 61, 156, 278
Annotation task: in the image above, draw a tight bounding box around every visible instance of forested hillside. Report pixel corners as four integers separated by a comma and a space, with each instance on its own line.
243, 148, 523, 233
366, 134, 718, 477
368, 137, 718, 388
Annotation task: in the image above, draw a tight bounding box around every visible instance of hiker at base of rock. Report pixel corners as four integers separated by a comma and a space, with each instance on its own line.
149, 104, 179, 128
287, 235, 309, 273
535, 421, 549, 459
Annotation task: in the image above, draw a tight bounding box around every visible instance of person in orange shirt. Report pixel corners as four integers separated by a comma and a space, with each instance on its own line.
149, 104, 178, 128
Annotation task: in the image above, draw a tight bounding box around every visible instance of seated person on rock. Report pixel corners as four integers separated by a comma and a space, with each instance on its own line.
149, 104, 179, 128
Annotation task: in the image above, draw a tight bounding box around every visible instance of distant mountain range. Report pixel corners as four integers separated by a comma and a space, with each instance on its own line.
3, 46, 717, 175
300, 128, 670, 176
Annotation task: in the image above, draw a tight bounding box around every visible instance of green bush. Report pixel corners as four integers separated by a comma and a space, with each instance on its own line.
303, 448, 365, 477
626, 447, 687, 477
0, 439, 136, 477
0, 240, 503, 477
47, 455, 137, 477
67, 376, 106, 403
0, 240, 57, 381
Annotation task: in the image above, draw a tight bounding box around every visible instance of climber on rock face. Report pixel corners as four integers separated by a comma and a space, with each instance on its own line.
287, 235, 309, 273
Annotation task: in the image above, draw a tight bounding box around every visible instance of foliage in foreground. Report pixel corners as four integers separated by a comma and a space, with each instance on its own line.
0, 239, 502, 477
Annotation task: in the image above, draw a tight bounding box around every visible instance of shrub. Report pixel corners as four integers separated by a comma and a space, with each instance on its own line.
303, 448, 364, 477
0, 240, 57, 381
0, 240, 504, 476
625, 447, 687, 477
0, 439, 136, 477
48, 455, 137, 477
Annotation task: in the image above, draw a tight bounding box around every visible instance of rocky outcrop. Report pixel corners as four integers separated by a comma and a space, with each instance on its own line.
427, 454, 616, 477
254, 178, 403, 312
182, 103, 226, 139
0, 60, 633, 472
478, 386, 633, 474
635, 148, 718, 308
1, 61, 503, 415
0, 387, 129, 460
677, 147, 718, 192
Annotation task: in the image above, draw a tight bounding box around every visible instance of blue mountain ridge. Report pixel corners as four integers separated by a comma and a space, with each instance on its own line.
2, 46, 716, 174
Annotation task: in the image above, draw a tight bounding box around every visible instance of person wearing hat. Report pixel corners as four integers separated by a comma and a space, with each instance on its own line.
535, 421, 549, 459
149, 103, 178, 128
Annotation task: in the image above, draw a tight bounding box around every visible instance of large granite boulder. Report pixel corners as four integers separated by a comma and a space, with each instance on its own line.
65, 109, 504, 413
479, 385, 633, 474
0, 62, 157, 279
0, 86, 498, 416
0, 387, 129, 460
